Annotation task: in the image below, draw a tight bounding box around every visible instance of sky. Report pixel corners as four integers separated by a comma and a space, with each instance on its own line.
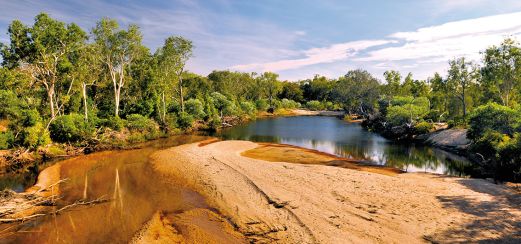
1, 0, 521, 81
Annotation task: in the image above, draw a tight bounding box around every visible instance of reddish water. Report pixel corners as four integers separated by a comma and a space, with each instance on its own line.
0, 136, 210, 243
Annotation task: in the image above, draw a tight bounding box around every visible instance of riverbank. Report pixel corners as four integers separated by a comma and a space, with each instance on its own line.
151, 140, 521, 243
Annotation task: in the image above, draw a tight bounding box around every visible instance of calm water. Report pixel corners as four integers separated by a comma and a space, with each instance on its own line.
215, 116, 471, 176
0, 136, 212, 243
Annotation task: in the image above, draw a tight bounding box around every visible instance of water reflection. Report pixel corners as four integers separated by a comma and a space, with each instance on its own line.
215, 116, 472, 176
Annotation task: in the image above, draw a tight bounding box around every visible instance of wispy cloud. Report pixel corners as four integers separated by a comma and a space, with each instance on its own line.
360, 11, 521, 62
231, 11, 521, 79
231, 40, 393, 72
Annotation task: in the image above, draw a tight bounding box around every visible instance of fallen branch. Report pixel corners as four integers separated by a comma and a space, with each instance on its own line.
0, 195, 110, 224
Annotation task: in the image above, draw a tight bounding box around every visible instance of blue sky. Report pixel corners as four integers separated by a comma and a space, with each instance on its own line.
1, 0, 521, 81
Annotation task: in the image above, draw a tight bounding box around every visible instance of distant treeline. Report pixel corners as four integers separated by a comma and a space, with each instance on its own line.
0, 13, 520, 181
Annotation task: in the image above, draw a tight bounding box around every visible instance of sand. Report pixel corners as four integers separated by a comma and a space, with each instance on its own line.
151, 140, 521, 243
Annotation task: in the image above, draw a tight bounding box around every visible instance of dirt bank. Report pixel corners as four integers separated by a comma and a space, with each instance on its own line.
151, 140, 521, 243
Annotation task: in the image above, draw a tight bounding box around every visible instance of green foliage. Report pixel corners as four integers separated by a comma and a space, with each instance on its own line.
49, 114, 94, 143
0, 131, 14, 149
185, 99, 206, 120
22, 122, 51, 148
177, 112, 194, 129
255, 99, 269, 111
280, 99, 300, 109
414, 121, 433, 134
305, 100, 323, 111
386, 96, 430, 125
467, 103, 521, 141
101, 116, 126, 131
239, 101, 257, 117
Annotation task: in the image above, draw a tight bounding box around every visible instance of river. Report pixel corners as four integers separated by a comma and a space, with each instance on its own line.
0, 116, 472, 242
214, 116, 471, 176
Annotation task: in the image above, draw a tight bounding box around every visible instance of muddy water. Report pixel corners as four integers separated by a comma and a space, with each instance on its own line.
0, 136, 212, 243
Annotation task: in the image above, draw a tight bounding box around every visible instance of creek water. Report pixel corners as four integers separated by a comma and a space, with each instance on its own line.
0, 116, 472, 242
214, 116, 471, 176
0, 135, 211, 243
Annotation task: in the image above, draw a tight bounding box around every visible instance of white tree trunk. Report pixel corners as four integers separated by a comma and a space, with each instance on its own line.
82, 82, 88, 121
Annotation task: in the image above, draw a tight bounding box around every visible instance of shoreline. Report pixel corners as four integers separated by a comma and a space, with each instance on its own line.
151, 140, 521, 243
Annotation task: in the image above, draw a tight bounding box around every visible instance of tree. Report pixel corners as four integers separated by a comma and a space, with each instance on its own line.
257, 72, 281, 108
69, 43, 99, 120
447, 57, 477, 118
334, 69, 380, 115
154, 36, 192, 114
279, 81, 303, 102
481, 38, 521, 107
1, 13, 87, 119
92, 18, 144, 117
383, 70, 402, 97
429, 72, 449, 121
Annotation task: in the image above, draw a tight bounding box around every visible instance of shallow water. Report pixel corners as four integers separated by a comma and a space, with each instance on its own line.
215, 116, 472, 176
0, 135, 210, 243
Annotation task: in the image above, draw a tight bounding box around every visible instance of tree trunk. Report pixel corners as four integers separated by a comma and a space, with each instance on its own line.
178, 70, 184, 113
462, 86, 466, 118
115, 87, 120, 118
48, 84, 56, 119
82, 82, 88, 121
162, 91, 166, 123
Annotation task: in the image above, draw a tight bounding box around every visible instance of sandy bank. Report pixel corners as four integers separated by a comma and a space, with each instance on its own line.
151, 140, 521, 243
290, 109, 345, 116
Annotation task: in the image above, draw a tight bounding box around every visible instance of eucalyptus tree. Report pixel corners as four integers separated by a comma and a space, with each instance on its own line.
154, 36, 192, 120
1, 13, 87, 119
257, 72, 281, 108
69, 43, 100, 120
334, 69, 380, 115
447, 57, 477, 118
481, 38, 521, 107
92, 18, 144, 117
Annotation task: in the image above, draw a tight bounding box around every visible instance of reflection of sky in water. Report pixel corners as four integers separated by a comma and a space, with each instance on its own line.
216, 116, 471, 176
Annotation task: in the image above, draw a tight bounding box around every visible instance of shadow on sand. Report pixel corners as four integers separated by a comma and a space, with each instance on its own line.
427, 177, 520, 243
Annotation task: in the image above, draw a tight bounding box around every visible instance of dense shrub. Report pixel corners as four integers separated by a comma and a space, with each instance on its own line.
305, 100, 323, 111
280, 99, 300, 109
255, 99, 269, 111
386, 96, 429, 126
240, 101, 257, 117
467, 103, 521, 141
468, 103, 521, 181
100, 116, 125, 131
49, 114, 95, 143
177, 112, 194, 129
22, 122, 51, 148
0, 131, 14, 149
126, 114, 160, 139
185, 99, 206, 120
414, 121, 433, 134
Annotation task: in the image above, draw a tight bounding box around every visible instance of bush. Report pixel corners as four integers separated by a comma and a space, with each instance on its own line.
386, 96, 430, 126
22, 122, 51, 148
177, 112, 194, 129
126, 114, 159, 139
100, 116, 125, 131
0, 131, 14, 149
467, 103, 521, 181
255, 99, 269, 111
185, 99, 206, 120
468, 103, 521, 141
49, 114, 95, 143
306, 100, 323, 111
240, 101, 257, 117
280, 99, 300, 109
414, 121, 433, 134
